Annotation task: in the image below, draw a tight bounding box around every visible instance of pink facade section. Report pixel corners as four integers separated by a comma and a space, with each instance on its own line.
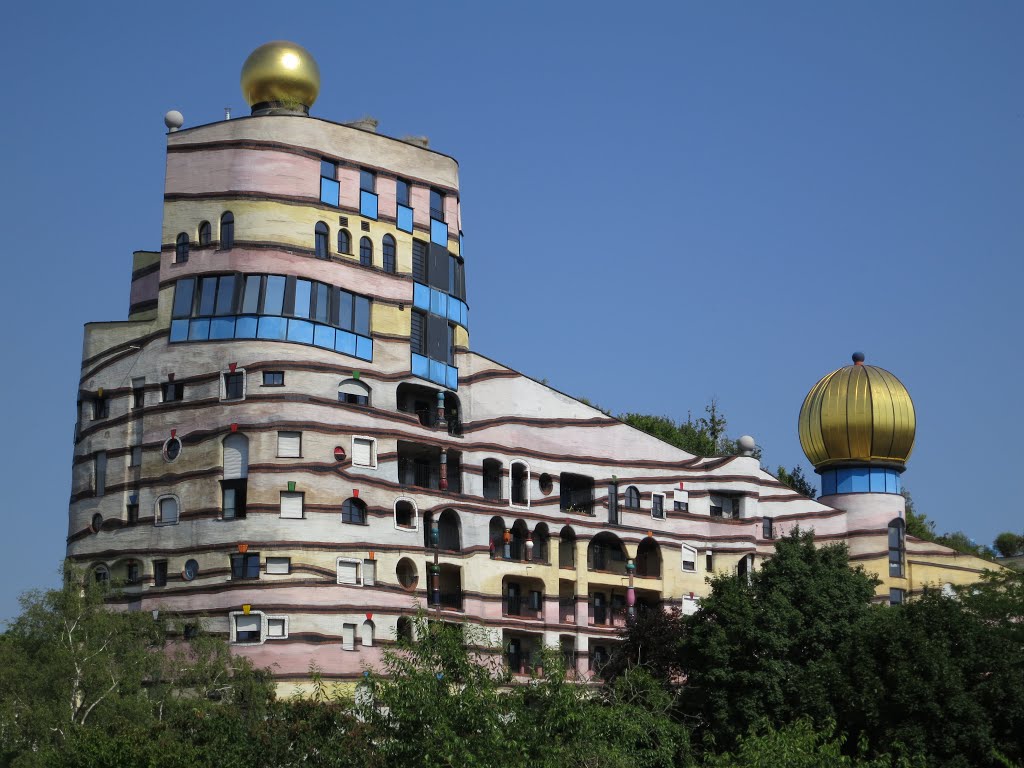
130, 270, 159, 306
444, 195, 459, 231
166, 149, 318, 199
410, 186, 431, 228
376, 176, 397, 220
337, 168, 360, 210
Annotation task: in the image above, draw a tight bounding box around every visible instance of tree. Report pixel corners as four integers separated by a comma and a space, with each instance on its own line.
775, 465, 817, 498
620, 399, 760, 459
993, 532, 1024, 558
902, 490, 995, 560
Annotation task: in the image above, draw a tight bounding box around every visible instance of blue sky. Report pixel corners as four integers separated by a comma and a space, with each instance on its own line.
1, 1, 1021, 621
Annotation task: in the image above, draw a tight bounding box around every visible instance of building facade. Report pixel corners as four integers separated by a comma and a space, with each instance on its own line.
68, 42, 995, 689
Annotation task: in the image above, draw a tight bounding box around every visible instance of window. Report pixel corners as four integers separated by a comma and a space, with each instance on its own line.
94, 452, 107, 496
183, 559, 199, 581
266, 557, 290, 574
363, 560, 376, 586
156, 495, 179, 525
360, 169, 376, 193
560, 473, 595, 515
267, 617, 288, 639
888, 518, 905, 577
652, 493, 665, 519
175, 233, 189, 263
338, 228, 351, 254
710, 505, 724, 518
221, 479, 247, 519
132, 378, 145, 408
682, 545, 697, 572
763, 517, 774, 539
231, 552, 260, 580
129, 445, 142, 467
396, 179, 410, 207
262, 370, 284, 386
410, 309, 426, 355
315, 222, 329, 259
430, 188, 445, 221
320, 160, 339, 205
361, 620, 375, 646
510, 461, 529, 507
220, 212, 234, 249
154, 560, 168, 587
360, 171, 378, 219
280, 491, 304, 519
352, 436, 376, 468
359, 236, 373, 266
91, 513, 103, 533
624, 486, 641, 510
92, 395, 109, 419
93, 564, 110, 584
342, 497, 367, 525
162, 436, 182, 462
339, 378, 370, 405
222, 371, 244, 400
482, 459, 502, 500
198, 221, 211, 246
706, 552, 714, 572
412, 240, 428, 283
674, 499, 689, 512
162, 381, 184, 402
126, 561, 141, 584
342, 622, 358, 650
233, 613, 262, 643
889, 588, 905, 606
382, 234, 396, 273
277, 431, 302, 458
397, 558, 418, 588
395, 499, 417, 529
337, 558, 360, 585
126, 500, 139, 524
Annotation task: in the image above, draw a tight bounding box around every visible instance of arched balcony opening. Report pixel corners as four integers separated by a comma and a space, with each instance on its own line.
489, 516, 507, 559
587, 531, 628, 575
510, 519, 529, 561
635, 537, 662, 578
532, 522, 550, 563
559, 525, 576, 569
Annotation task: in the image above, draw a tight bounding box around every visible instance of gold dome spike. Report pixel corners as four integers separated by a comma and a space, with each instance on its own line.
240, 41, 320, 113
798, 354, 916, 471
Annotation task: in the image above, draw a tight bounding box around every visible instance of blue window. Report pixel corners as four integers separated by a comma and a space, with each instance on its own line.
430, 218, 448, 246
397, 205, 414, 233
320, 160, 339, 206
360, 190, 378, 220
396, 179, 410, 207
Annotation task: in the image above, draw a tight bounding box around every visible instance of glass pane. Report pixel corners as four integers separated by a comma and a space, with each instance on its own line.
169, 319, 189, 342
355, 336, 372, 361
445, 364, 458, 390
172, 279, 195, 318
334, 330, 356, 356
287, 319, 314, 344
264, 276, 286, 315
397, 204, 413, 233
431, 218, 448, 246
257, 316, 287, 339
413, 283, 430, 310
235, 316, 258, 338
337, 291, 353, 330
320, 160, 336, 178
214, 276, 236, 315
320, 177, 339, 206
354, 297, 370, 336
411, 353, 429, 378
240, 276, 260, 314
187, 318, 210, 340
313, 324, 335, 349
293, 279, 312, 318
210, 317, 235, 339
360, 169, 375, 192
314, 283, 329, 323
198, 277, 217, 316
360, 190, 378, 219
430, 189, 444, 219
396, 179, 410, 206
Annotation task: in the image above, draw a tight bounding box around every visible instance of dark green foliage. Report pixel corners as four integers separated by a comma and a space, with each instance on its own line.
993, 532, 1024, 558
902, 489, 996, 559
620, 399, 758, 458
775, 465, 817, 498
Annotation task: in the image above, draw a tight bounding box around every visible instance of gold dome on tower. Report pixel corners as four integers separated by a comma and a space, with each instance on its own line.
798, 353, 916, 471
240, 41, 320, 114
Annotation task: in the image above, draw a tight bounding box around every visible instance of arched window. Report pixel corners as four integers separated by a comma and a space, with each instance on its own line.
360, 620, 375, 647
342, 497, 367, 525
437, 509, 461, 552
888, 518, 905, 577
510, 520, 529, 560
510, 461, 529, 507
359, 236, 373, 266
489, 516, 507, 558
394, 498, 417, 529
559, 526, 576, 569
198, 221, 211, 246
220, 212, 234, 249
624, 486, 641, 509
315, 222, 329, 259
635, 537, 662, 578
221, 434, 249, 520
482, 459, 502, 500
338, 228, 351, 254
532, 522, 550, 563
93, 564, 110, 584
382, 234, 396, 273
175, 233, 189, 263
156, 495, 179, 525
339, 378, 370, 406
396, 616, 413, 642
588, 531, 628, 573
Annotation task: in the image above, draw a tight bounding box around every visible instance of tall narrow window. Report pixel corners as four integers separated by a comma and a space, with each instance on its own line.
92, 395, 109, 419
222, 434, 248, 520
396, 179, 410, 207
175, 233, 189, 263
681, 545, 697, 572
360, 170, 376, 193
315, 222, 329, 259
652, 494, 665, 519
510, 462, 529, 507
607, 482, 619, 524
352, 436, 376, 468
94, 452, 107, 496
359, 237, 373, 266
888, 518, 905, 577
382, 234, 396, 273
412, 240, 428, 283
482, 459, 502, 500
410, 310, 426, 355
624, 486, 641, 510
762, 517, 774, 539
198, 221, 211, 246
220, 212, 234, 249
222, 371, 244, 401
430, 188, 445, 221
154, 560, 168, 587
338, 228, 351, 254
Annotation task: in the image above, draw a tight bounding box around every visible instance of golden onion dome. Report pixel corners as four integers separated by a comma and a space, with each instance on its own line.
240, 41, 320, 112
798, 353, 916, 471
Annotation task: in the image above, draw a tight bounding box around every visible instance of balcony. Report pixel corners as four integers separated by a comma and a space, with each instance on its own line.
397, 441, 462, 494
504, 577, 544, 620
560, 473, 595, 515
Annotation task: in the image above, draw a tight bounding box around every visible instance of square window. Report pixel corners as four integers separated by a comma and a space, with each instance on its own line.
352, 436, 376, 468
93, 396, 109, 419
360, 169, 376, 192
267, 618, 288, 639
223, 372, 244, 400
674, 501, 689, 512
277, 431, 302, 458
162, 382, 184, 403
263, 371, 284, 387
280, 491, 304, 519
234, 613, 262, 643
126, 502, 139, 524
266, 557, 291, 575
231, 553, 260, 580
337, 559, 360, 585
154, 560, 168, 587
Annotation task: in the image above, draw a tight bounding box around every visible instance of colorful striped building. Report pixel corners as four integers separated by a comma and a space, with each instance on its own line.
68, 41, 994, 690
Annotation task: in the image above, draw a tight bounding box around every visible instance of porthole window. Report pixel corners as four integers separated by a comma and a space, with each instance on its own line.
163, 436, 183, 462
183, 559, 199, 581
539, 473, 553, 495
397, 557, 418, 590
91, 513, 103, 533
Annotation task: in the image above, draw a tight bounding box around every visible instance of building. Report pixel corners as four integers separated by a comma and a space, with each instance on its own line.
68, 41, 995, 690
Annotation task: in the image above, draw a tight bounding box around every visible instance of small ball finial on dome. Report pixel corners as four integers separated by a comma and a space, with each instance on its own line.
852, 351, 865, 365
737, 435, 756, 456
240, 41, 320, 115
164, 110, 184, 132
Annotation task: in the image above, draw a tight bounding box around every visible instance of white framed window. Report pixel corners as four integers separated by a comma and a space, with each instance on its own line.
681, 594, 699, 616
681, 544, 697, 572
394, 497, 419, 531
156, 495, 180, 526
221, 369, 246, 401
360, 620, 375, 647
230, 611, 264, 645
509, 460, 530, 508
277, 431, 302, 458
266, 557, 291, 575
352, 436, 377, 468
267, 617, 289, 639
337, 558, 361, 585
363, 559, 376, 586
342, 622, 358, 651
280, 492, 304, 519
651, 493, 666, 520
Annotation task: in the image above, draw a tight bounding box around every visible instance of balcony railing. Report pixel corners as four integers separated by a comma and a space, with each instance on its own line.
437, 591, 463, 611
559, 597, 576, 623
504, 595, 542, 620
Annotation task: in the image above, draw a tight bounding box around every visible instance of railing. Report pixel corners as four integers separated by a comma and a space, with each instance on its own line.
504, 595, 542, 620
437, 591, 463, 611
559, 598, 576, 623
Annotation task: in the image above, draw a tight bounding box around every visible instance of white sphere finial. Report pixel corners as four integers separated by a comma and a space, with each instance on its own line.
164, 110, 184, 132
738, 435, 756, 457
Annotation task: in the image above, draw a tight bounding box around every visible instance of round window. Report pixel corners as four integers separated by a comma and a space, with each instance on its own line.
91, 513, 103, 533
183, 559, 199, 581
396, 557, 418, 590
539, 473, 553, 495
163, 437, 182, 462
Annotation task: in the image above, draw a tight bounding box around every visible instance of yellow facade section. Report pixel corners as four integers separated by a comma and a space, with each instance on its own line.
373, 304, 410, 336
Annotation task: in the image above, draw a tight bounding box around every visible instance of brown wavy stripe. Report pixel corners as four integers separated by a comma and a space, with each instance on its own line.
457, 368, 520, 385
462, 415, 619, 433
80, 330, 169, 381
132, 261, 162, 280
166, 138, 459, 194
128, 299, 158, 315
